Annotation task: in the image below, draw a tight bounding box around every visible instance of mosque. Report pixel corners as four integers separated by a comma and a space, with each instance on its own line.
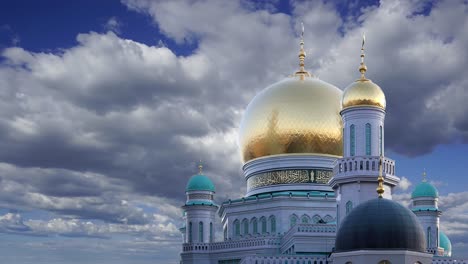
178, 31, 465, 264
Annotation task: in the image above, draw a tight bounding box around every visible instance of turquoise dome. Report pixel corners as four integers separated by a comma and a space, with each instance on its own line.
412, 181, 439, 199
186, 174, 215, 192
439, 231, 452, 257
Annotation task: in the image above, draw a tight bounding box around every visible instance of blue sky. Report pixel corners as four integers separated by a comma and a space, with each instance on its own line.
0, 0, 467, 263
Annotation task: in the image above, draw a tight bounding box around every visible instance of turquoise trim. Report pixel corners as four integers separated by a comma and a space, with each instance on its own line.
185, 200, 217, 206
411, 207, 439, 212
186, 174, 215, 192
439, 231, 452, 257
222, 191, 335, 205
411, 181, 439, 198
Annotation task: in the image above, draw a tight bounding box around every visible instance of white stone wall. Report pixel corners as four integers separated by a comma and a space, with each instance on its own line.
185, 206, 217, 243
220, 196, 336, 240
341, 107, 385, 157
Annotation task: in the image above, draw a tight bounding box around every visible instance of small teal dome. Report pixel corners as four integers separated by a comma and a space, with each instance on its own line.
186, 174, 215, 192
412, 181, 438, 199
439, 231, 452, 257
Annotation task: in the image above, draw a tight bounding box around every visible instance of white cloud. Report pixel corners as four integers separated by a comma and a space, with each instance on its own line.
397, 176, 412, 191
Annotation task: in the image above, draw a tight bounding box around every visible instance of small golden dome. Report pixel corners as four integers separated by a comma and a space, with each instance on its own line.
342, 79, 386, 110
342, 34, 386, 110
238, 76, 343, 163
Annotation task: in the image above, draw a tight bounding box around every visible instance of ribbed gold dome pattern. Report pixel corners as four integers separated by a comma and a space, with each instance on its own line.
342, 79, 386, 110
238, 76, 343, 163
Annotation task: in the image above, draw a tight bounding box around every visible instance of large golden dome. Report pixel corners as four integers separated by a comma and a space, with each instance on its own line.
238, 75, 343, 163
342, 79, 386, 110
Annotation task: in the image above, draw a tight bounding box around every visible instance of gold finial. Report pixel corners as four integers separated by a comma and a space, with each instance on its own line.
198, 160, 203, 174
377, 155, 385, 198
359, 33, 368, 80
294, 22, 311, 79
422, 169, 427, 182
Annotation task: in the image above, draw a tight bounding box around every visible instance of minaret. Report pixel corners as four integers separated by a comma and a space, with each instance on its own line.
182, 162, 218, 244
411, 170, 443, 255
329, 35, 400, 226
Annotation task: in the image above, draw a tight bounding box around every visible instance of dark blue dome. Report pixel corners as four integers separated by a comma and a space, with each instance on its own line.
335, 198, 426, 252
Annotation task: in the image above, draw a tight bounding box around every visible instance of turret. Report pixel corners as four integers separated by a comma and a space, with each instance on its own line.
329, 35, 400, 226
411, 171, 444, 255
182, 163, 217, 244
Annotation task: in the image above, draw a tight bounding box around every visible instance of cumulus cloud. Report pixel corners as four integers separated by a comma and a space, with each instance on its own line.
397, 176, 412, 191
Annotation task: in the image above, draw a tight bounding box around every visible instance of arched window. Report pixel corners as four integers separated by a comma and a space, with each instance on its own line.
366, 160, 369, 170
379, 125, 383, 155
344, 162, 347, 172
366, 123, 371, 155
312, 215, 321, 224
354, 161, 357, 170
360, 161, 363, 170
234, 220, 240, 236
350, 124, 355, 156
427, 227, 432, 247
199, 221, 204, 242
189, 222, 193, 243
349, 161, 352, 171
301, 215, 309, 224
270, 216, 276, 234
261, 217, 267, 234
242, 219, 249, 235
252, 218, 258, 234
290, 215, 298, 228
372, 161, 376, 170
210, 222, 213, 242
223, 226, 227, 240
346, 201, 353, 215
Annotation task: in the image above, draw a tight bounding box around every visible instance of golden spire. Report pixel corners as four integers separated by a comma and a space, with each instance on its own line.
294, 22, 311, 80
198, 160, 203, 174
422, 169, 427, 182
377, 155, 385, 198
359, 33, 368, 80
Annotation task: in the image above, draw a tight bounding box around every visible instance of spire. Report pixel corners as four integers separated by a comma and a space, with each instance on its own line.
198, 160, 203, 174
294, 22, 311, 79
377, 155, 385, 198
422, 169, 427, 182
359, 33, 368, 80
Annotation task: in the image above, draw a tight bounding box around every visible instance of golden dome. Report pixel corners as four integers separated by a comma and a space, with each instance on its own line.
238, 76, 343, 163
342, 34, 386, 110
342, 79, 386, 110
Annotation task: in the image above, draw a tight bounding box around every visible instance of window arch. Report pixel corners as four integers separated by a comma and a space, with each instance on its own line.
242, 218, 249, 235
301, 214, 310, 224
188, 222, 193, 243
199, 221, 204, 242
346, 201, 353, 215
210, 222, 213, 242
323, 215, 333, 223
251, 217, 258, 234
260, 216, 267, 234
350, 124, 355, 156
290, 215, 298, 228
427, 226, 432, 247
366, 123, 371, 155
312, 215, 322, 224
269, 216, 276, 234
379, 125, 383, 155
234, 219, 240, 236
